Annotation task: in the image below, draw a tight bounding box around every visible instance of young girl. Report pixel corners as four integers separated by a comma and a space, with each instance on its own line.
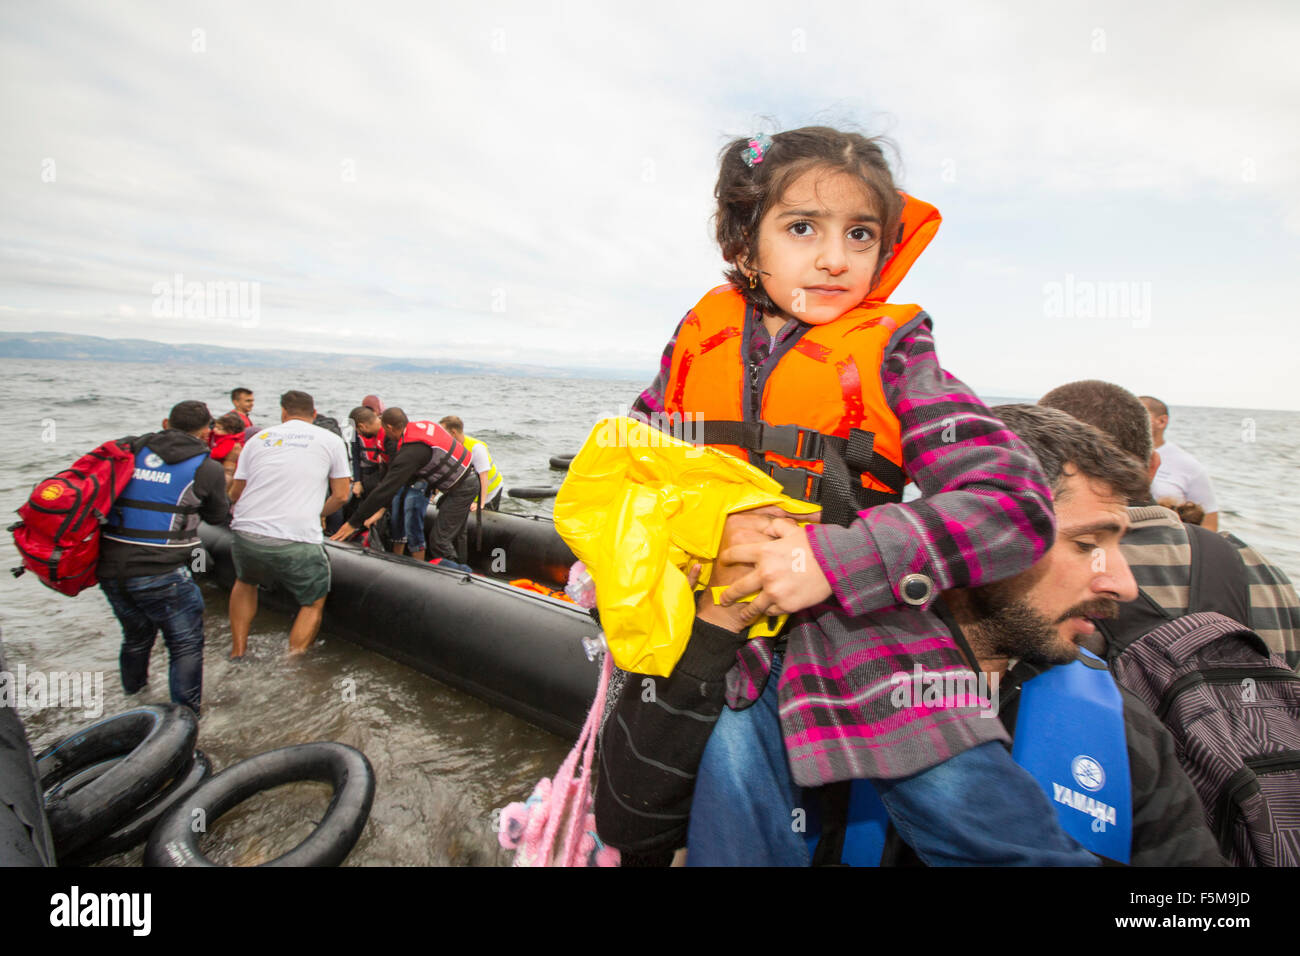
597, 126, 1094, 865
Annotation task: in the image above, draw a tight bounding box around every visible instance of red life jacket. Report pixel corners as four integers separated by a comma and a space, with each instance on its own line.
398, 421, 472, 491
209, 432, 242, 462
359, 432, 388, 467
231, 409, 253, 429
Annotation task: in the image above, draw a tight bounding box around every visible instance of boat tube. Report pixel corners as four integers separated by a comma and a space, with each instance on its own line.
196, 509, 602, 738
508, 486, 561, 500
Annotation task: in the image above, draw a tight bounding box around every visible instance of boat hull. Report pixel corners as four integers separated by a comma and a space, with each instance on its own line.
196, 513, 600, 739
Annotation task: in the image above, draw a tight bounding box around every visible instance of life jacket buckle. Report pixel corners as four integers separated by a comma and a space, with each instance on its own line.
754, 423, 802, 459
767, 465, 820, 503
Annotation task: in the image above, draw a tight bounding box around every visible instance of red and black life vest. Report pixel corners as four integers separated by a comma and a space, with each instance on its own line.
398, 421, 472, 491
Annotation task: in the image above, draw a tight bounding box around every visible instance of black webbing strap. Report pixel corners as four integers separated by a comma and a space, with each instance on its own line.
697, 421, 824, 461
811, 781, 853, 866
693, 420, 904, 524
114, 498, 201, 515
822, 429, 906, 493
102, 526, 196, 541
1186, 524, 1251, 624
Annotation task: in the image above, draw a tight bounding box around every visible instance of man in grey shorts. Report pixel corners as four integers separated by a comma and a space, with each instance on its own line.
228, 390, 352, 656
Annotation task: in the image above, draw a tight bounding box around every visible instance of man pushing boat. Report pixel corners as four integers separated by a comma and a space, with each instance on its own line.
330, 408, 479, 565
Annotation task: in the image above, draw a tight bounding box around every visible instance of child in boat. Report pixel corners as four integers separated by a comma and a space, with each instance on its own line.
209, 412, 246, 493
597, 125, 1092, 865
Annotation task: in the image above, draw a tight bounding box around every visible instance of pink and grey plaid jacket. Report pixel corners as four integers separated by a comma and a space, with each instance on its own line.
633, 314, 1055, 785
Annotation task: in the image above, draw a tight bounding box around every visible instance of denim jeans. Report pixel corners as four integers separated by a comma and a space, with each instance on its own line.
686, 653, 1098, 866
99, 566, 205, 715
391, 480, 431, 551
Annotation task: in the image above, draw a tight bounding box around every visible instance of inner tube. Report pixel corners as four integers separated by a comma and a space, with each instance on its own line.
508, 486, 559, 500
61, 751, 213, 866
145, 742, 375, 868
548, 454, 575, 471
36, 705, 198, 858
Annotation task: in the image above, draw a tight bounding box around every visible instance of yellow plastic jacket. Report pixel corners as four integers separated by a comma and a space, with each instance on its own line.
553, 417, 819, 677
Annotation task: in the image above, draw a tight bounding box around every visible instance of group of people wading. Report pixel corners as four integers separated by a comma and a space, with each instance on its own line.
94, 385, 503, 715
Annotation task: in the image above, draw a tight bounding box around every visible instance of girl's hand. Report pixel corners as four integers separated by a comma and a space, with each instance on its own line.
718, 518, 832, 621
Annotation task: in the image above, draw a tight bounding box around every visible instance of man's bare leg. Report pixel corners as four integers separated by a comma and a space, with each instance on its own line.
393, 542, 406, 555
287, 596, 327, 655
229, 579, 259, 658
410, 548, 425, 563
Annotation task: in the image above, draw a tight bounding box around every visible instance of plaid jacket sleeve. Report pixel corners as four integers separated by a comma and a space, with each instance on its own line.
630, 315, 686, 418
805, 318, 1056, 616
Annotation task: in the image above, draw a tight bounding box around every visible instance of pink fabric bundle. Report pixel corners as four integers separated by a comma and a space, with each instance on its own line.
498, 651, 620, 867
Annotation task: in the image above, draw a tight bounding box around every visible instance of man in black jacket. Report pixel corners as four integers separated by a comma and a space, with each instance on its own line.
329, 408, 478, 563
98, 400, 229, 715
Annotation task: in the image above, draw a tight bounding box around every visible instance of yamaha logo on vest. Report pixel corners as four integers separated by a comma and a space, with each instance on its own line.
1051, 755, 1116, 826
145, 453, 164, 468
1071, 754, 1105, 792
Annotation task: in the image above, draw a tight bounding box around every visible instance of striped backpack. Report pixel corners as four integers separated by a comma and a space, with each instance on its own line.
1100, 526, 1300, 865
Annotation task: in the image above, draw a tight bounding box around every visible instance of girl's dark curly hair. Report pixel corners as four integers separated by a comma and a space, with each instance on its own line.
715, 126, 904, 316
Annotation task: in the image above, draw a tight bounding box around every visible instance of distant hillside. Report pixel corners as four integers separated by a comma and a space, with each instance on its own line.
0, 331, 639, 380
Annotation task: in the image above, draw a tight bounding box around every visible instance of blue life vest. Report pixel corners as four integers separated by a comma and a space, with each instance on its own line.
1011, 648, 1132, 862
807, 649, 1133, 864
102, 447, 208, 547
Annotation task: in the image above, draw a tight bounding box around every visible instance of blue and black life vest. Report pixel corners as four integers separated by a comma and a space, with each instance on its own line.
807, 648, 1133, 865
102, 447, 208, 547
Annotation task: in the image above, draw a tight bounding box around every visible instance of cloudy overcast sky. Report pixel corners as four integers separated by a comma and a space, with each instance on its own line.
2, 0, 1297, 409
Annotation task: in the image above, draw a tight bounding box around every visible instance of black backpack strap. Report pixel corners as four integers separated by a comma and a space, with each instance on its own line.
810, 781, 852, 866
1186, 525, 1251, 624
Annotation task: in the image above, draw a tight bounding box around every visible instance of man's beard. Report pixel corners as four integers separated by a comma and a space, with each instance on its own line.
967, 580, 1119, 667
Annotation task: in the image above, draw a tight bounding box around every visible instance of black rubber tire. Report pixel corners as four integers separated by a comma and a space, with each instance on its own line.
508, 486, 559, 500
61, 751, 212, 865
37, 705, 198, 858
144, 742, 375, 868
548, 454, 575, 471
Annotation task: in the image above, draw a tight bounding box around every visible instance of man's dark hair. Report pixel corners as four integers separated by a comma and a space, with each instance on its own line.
280, 390, 314, 417
439, 415, 463, 433
992, 404, 1149, 504
169, 400, 212, 434
380, 407, 408, 430
1039, 380, 1153, 467
231, 387, 253, 403
1138, 395, 1169, 419
349, 405, 379, 425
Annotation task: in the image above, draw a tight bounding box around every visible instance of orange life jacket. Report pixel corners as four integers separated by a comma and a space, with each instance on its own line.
662, 192, 941, 526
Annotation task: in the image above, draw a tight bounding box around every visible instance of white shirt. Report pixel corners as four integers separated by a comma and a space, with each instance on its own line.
231, 420, 351, 543
1151, 438, 1219, 514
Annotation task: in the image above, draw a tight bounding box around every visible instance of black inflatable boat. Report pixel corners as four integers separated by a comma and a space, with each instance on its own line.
196, 509, 602, 739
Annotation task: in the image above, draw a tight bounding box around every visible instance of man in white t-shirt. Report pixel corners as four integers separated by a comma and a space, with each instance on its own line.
1139, 395, 1220, 531
228, 390, 352, 656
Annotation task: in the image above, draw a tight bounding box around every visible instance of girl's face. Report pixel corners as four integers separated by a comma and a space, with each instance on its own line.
748, 167, 882, 325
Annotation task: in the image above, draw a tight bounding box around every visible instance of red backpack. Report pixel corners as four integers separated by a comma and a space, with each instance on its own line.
9, 439, 137, 596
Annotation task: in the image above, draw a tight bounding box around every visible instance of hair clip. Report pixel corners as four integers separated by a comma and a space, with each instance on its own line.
741, 133, 773, 168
